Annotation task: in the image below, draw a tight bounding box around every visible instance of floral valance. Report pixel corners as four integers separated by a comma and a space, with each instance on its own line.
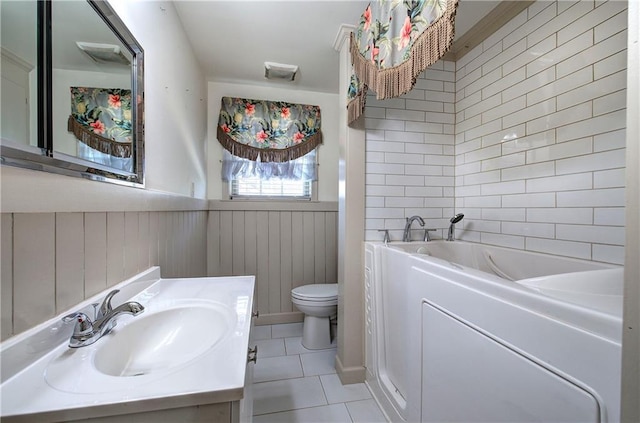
68, 87, 132, 158
217, 97, 322, 163
348, 0, 459, 124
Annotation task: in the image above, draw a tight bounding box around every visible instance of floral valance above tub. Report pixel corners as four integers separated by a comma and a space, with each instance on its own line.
68, 87, 133, 158
348, 0, 459, 124
217, 97, 322, 163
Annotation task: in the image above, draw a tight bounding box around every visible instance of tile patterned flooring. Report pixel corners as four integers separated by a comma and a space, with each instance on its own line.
251, 323, 387, 423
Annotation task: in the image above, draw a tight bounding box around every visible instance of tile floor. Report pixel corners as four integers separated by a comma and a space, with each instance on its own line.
250, 322, 387, 423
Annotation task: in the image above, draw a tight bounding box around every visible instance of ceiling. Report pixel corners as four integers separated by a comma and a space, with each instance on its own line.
173, 0, 501, 94
0, 1, 501, 93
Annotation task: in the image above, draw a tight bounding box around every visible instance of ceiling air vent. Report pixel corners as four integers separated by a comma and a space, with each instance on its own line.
264, 62, 298, 81
76, 41, 130, 65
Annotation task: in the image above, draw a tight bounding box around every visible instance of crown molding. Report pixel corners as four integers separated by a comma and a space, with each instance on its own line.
333, 24, 356, 52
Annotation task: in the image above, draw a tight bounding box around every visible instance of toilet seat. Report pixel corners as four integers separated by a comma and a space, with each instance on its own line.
292, 297, 338, 307
291, 284, 337, 302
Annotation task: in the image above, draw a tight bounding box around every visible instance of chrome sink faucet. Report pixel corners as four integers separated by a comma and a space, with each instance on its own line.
403, 215, 425, 242
447, 213, 464, 241
62, 289, 144, 348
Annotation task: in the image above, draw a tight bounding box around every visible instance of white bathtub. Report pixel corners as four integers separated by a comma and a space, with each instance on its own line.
364, 241, 623, 423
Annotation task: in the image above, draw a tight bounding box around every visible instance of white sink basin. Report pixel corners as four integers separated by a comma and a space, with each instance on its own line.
44, 300, 234, 393
94, 304, 231, 377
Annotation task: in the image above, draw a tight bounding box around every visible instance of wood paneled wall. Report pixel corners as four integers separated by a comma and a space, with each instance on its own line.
207, 209, 338, 319
1, 204, 339, 338
1, 211, 207, 340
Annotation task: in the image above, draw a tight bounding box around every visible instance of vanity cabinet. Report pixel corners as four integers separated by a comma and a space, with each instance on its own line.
0, 269, 257, 423
65, 342, 256, 423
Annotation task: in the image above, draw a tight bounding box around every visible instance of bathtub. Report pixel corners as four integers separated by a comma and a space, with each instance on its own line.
364, 241, 623, 423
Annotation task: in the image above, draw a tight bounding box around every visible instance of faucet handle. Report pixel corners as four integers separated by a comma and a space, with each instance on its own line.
377, 229, 391, 244
98, 289, 120, 318
62, 312, 94, 337
423, 229, 437, 242
90, 303, 100, 320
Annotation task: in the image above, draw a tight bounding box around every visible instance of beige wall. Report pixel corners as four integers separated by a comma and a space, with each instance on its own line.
1, 210, 207, 340
206, 201, 338, 324
335, 25, 366, 384
0, 200, 339, 340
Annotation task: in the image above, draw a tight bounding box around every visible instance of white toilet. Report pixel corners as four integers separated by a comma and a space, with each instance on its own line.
291, 284, 338, 350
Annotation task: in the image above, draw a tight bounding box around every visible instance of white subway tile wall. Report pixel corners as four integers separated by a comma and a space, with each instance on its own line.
456, 0, 627, 264
365, 59, 457, 242
365, 0, 627, 265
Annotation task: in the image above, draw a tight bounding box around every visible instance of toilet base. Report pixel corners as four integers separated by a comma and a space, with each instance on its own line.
301, 315, 332, 350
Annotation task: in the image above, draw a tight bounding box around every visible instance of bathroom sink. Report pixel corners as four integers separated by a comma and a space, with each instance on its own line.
3, 269, 256, 420
94, 304, 231, 377
45, 300, 234, 393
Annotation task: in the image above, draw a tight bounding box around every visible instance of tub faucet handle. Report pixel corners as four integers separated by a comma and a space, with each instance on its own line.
378, 229, 391, 244
423, 229, 437, 242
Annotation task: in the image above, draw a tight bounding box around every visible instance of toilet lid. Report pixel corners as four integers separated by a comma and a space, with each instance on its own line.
292, 284, 338, 300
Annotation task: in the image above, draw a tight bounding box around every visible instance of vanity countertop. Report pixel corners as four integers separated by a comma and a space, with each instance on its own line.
0, 268, 255, 422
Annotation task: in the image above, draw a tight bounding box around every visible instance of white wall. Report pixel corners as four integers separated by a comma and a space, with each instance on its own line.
1, 1, 208, 203
109, 0, 207, 198
0, 1, 210, 339
0, 52, 31, 146
363, 0, 627, 266
207, 82, 339, 202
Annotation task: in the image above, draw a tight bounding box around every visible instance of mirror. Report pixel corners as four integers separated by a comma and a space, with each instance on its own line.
0, 0, 144, 185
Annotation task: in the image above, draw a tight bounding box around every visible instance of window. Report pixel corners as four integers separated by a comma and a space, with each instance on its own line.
223, 149, 317, 200
231, 177, 312, 198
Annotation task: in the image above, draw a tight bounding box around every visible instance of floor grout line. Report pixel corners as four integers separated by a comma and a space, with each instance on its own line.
252, 323, 386, 422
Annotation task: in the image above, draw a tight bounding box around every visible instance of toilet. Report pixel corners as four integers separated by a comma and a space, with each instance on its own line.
291, 284, 338, 350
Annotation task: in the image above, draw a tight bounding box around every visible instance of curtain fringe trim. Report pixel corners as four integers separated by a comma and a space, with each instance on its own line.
67, 116, 132, 158
347, 87, 368, 126
347, 0, 458, 125
217, 126, 323, 163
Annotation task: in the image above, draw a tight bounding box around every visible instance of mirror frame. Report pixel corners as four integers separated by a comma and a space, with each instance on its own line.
0, 0, 145, 186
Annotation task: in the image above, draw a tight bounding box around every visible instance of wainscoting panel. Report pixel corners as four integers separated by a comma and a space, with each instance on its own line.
207, 209, 338, 318
0, 210, 208, 341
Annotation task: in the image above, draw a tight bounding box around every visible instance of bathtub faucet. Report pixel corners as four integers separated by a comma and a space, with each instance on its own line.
403, 215, 425, 242
62, 289, 144, 348
447, 213, 464, 241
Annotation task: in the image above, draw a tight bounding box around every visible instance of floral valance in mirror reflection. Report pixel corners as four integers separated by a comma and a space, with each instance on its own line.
67, 87, 133, 159
0, 0, 144, 185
